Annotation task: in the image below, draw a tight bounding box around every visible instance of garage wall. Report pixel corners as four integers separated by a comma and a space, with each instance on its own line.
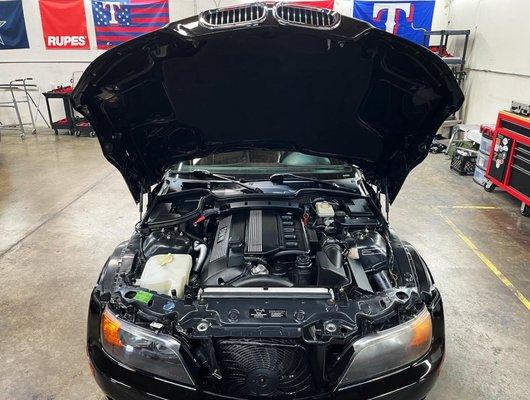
432, 0, 530, 125
0, 0, 194, 129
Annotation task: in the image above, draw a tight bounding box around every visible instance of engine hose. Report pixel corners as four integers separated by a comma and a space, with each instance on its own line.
184, 230, 206, 244
193, 241, 208, 273
243, 256, 270, 269
270, 250, 307, 259
372, 270, 392, 291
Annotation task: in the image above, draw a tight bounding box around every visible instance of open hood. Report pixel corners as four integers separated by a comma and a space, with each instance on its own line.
72, 3, 463, 203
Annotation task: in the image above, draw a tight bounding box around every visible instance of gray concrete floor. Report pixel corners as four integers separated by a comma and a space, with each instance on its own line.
0, 132, 528, 400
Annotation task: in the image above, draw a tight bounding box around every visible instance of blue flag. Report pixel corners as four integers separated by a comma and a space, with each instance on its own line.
354, 0, 436, 45
0, 0, 29, 49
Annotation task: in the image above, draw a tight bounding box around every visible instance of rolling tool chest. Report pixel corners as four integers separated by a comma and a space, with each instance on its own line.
484, 108, 530, 216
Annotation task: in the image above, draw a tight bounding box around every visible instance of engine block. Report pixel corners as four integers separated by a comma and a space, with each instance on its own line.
200, 209, 308, 285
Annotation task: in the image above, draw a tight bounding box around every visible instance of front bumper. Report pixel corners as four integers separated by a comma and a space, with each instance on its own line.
88, 291, 445, 400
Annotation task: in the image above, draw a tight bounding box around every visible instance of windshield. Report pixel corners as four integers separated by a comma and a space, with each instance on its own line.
176, 150, 354, 176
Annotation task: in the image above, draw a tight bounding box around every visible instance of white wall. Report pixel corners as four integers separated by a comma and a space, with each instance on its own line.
431, 0, 530, 124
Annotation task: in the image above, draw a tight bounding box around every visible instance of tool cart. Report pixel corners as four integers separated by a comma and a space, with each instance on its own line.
484, 105, 530, 216
42, 86, 95, 137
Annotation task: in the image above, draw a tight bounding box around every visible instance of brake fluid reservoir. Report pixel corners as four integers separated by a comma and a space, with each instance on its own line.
315, 201, 335, 218
137, 253, 192, 298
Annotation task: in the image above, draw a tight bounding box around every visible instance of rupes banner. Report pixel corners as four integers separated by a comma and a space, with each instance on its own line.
92, 0, 169, 49
353, 0, 436, 45
0, 0, 29, 49
39, 0, 90, 49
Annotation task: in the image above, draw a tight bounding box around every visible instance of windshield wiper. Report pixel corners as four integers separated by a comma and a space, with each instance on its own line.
269, 173, 356, 193
176, 169, 263, 193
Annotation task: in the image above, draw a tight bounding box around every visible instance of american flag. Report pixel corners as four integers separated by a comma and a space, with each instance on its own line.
92, 0, 169, 49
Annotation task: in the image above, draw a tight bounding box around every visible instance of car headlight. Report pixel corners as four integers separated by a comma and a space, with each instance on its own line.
339, 307, 432, 386
100, 307, 194, 385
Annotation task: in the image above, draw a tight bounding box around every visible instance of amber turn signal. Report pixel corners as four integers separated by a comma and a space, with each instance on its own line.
410, 309, 433, 347
101, 310, 123, 347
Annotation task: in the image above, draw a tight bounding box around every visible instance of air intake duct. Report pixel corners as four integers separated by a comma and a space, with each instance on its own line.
316, 237, 349, 287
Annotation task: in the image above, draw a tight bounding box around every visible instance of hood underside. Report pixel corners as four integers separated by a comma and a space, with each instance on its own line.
72, 3, 463, 202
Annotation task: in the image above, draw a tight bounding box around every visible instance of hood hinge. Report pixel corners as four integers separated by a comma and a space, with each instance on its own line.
383, 178, 390, 222
139, 186, 144, 220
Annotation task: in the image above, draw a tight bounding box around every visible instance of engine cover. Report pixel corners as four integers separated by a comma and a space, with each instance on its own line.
200, 209, 308, 285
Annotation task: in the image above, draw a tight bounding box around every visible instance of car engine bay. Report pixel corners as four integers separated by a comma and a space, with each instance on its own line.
98, 189, 435, 396
137, 191, 398, 293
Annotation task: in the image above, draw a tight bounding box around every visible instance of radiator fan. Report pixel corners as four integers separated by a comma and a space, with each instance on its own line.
216, 339, 314, 398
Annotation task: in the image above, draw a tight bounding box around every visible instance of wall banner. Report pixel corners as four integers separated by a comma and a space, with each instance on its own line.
39, 0, 90, 49
92, 0, 169, 50
0, 0, 29, 50
353, 0, 436, 45
291, 1, 335, 8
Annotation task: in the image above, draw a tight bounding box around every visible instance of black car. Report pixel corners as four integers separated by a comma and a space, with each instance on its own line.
72, 3, 463, 400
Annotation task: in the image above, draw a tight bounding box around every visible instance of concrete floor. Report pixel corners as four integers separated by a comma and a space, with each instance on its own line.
0, 132, 528, 400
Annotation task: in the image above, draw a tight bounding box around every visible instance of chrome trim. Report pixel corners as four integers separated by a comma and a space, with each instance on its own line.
198, 287, 334, 300
272, 2, 341, 30
512, 164, 530, 177
199, 3, 268, 30
516, 147, 530, 157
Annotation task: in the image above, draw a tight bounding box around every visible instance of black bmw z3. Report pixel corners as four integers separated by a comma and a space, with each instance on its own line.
72, 3, 463, 400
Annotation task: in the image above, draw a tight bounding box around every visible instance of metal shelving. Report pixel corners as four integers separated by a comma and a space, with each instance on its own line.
424, 30, 471, 136
423, 29, 471, 87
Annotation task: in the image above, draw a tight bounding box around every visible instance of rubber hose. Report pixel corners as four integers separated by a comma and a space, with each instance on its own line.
193, 241, 208, 273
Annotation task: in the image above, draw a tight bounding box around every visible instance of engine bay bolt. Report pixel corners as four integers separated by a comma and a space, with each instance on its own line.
197, 321, 209, 332
294, 310, 305, 321
324, 322, 337, 334
228, 309, 240, 322
163, 301, 176, 312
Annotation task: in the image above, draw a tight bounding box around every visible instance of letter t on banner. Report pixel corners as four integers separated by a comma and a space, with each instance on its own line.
39, 0, 90, 49
373, 2, 412, 34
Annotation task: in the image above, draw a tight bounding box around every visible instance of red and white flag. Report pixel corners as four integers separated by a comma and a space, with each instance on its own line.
291, 1, 335, 9
92, 0, 170, 50
39, 0, 90, 49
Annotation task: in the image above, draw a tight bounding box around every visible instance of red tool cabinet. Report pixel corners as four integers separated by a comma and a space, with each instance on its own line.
485, 111, 530, 216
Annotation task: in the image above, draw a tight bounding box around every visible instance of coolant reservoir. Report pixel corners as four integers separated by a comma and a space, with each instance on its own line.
137, 253, 192, 298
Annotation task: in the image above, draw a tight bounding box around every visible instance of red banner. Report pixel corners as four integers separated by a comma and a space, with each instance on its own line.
293, 1, 335, 9
39, 0, 90, 49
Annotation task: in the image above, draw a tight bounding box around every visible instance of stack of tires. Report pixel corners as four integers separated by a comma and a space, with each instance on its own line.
474, 125, 494, 185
